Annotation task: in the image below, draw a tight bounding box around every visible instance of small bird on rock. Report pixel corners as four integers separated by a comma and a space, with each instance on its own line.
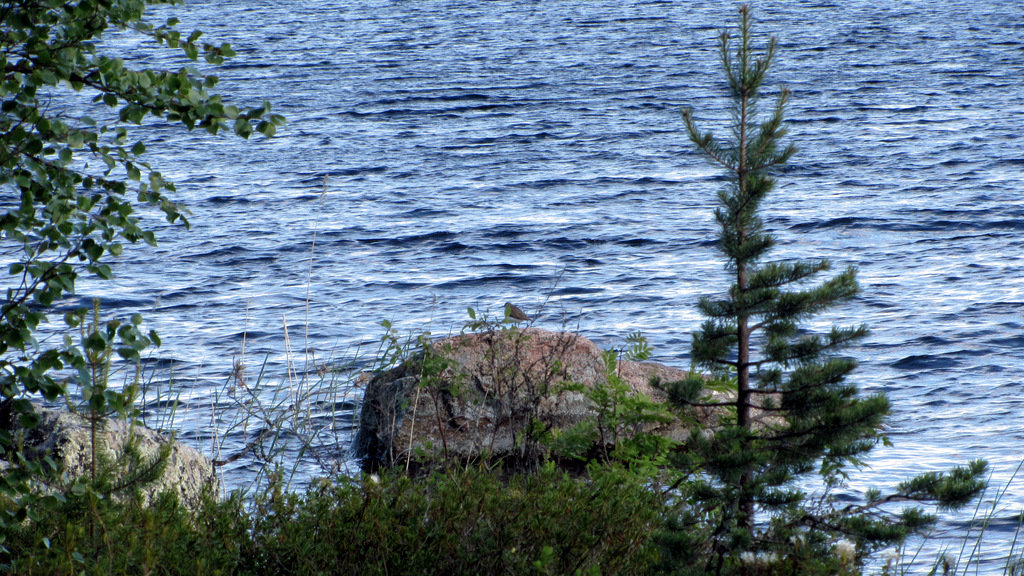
504, 302, 532, 322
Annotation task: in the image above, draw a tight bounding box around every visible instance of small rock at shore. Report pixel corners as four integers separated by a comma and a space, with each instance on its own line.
1, 401, 219, 512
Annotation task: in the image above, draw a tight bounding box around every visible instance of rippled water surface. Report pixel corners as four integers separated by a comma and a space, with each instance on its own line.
40, 0, 1024, 570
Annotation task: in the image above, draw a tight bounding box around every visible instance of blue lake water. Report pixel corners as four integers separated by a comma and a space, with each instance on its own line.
27, 0, 1024, 571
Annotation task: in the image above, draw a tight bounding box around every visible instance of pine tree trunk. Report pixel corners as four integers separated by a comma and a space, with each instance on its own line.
735, 76, 755, 533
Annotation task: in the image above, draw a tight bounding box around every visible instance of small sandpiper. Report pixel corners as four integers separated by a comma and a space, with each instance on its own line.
504, 302, 532, 322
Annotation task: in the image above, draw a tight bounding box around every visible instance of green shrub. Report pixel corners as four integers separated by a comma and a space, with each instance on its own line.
1, 487, 247, 575
243, 463, 663, 576
5, 461, 663, 575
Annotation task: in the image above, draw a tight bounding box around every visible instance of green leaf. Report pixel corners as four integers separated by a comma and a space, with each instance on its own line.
84, 242, 103, 262
234, 117, 252, 138
257, 121, 276, 137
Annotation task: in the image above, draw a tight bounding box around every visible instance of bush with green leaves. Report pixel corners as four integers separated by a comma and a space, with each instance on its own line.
1, 484, 247, 575
545, 345, 676, 473
0, 0, 282, 413
3, 462, 664, 575
242, 463, 663, 576
0, 0, 282, 535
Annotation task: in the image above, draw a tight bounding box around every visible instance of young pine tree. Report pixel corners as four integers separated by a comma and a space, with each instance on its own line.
662, 6, 986, 575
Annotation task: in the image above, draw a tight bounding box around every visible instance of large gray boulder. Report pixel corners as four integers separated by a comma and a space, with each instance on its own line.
354, 328, 726, 468
1, 401, 219, 512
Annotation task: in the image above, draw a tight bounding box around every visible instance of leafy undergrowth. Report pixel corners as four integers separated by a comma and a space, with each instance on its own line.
2, 463, 663, 576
